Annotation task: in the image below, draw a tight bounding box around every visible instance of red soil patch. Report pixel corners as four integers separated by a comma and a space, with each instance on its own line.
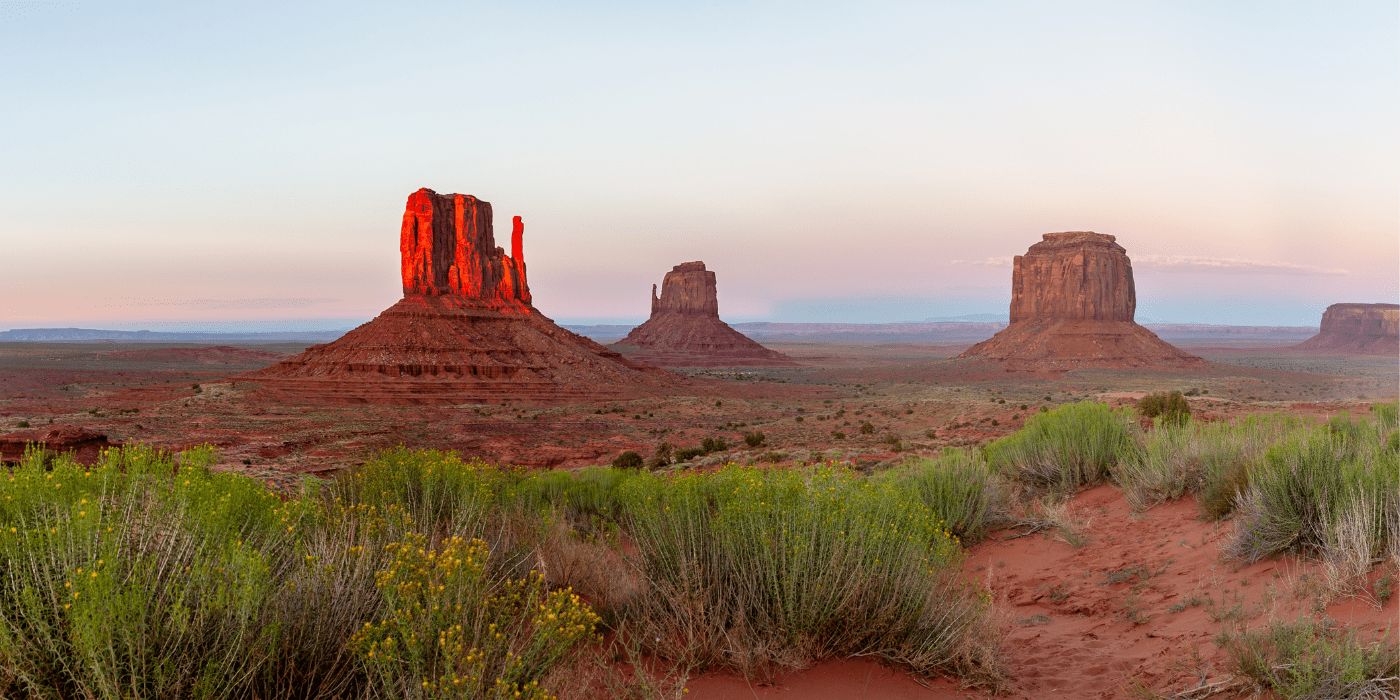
686, 485, 1397, 699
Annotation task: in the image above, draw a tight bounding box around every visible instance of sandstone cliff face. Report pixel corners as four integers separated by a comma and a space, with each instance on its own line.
400, 188, 530, 311
1293, 303, 1399, 355
651, 261, 721, 316
242, 189, 682, 406
615, 262, 794, 367
959, 232, 1199, 371
1010, 232, 1135, 322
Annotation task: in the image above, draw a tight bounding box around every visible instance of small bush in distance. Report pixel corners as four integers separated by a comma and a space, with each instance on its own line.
649, 442, 673, 469
859, 422, 875, 435
673, 447, 706, 463
743, 431, 765, 448
612, 451, 644, 470
1138, 390, 1191, 426
701, 437, 727, 453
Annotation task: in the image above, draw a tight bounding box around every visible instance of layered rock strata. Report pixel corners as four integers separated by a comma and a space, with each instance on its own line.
241, 189, 679, 405
1292, 303, 1399, 355
612, 262, 795, 367
958, 232, 1200, 370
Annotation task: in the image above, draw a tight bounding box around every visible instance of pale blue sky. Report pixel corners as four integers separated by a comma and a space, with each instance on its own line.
2, 1, 1395, 330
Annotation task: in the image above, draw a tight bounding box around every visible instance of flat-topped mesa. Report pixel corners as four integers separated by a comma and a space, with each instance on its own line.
400, 188, 530, 312
651, 261, 720, 317
958, 231, 1199, 371
1010, 232, 1135, 323
1319, 303, 1399, 337
1292, 303, 1400, 355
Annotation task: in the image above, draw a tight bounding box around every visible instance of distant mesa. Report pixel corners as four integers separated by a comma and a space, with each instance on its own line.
1291, 303, 1399, 355
610, 262, 796, 367
957, 232, 1201, 371
239, 188, 680, 405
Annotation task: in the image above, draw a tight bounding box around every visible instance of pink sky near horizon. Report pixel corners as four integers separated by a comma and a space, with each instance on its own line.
2, 1, 1395, 329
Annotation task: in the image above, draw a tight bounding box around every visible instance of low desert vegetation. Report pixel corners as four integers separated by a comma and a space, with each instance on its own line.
0, 442, 1005, 698
2, 398, 1394, 697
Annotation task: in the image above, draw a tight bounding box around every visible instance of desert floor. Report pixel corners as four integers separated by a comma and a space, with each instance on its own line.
0, 339, 1395, 697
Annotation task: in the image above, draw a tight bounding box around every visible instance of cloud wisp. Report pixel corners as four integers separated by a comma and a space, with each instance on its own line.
1132, 255, 1349, 276
949, 257, 1016, 267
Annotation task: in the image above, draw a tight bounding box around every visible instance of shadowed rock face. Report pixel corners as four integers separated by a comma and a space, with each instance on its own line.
1010, 232, 1135, 322
614, 262, 795, 367
959, 232, 1199, 371
1293, 303, 1399, 355
241, 189, 680, 405
0, 426, 114, 465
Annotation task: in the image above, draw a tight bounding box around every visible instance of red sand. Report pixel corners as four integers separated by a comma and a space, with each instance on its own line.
686, 485, 1398, 699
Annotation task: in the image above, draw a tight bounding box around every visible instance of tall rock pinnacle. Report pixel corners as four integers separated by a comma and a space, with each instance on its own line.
399, 188, 530, 310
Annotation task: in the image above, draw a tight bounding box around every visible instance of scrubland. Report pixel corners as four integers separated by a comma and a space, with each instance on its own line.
1, 400, 1396, 699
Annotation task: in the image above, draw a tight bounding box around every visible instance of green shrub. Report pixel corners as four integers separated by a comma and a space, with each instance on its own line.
672, 447, 705, 462
1227, 417, 1398, 569
1137, 390, 1191, 426
0, 445, 309, 700
701, 437, 727, 453
887, 450, 1002, 542
1218, 616, 1398, 699
351, 533, 599, 699
743, 432, 765, 448
1116, 413, 1309, 515
984, 401, 1133, 491
859, 422, 875, 435
649, 442, 673, 469
615, 466, 1002, 686
612, 451, 644, 470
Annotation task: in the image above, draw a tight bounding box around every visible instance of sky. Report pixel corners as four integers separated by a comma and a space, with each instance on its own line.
1, 0, 1396, 331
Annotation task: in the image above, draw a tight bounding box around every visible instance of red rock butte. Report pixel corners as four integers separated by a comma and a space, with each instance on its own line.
1292, 303, 1399, 355
958, 232, 1201, 371
240, 188, 679, 405
611, 262, 796, 367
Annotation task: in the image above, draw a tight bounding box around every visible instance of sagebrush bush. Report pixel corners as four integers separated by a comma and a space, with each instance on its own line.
615, 466, 1002, 686
1116, 413, 1309, 515
886, 450, 1003, 542
1226, 413, 1398, 573
984, 401, 1133, 491
351, 533, 599, 699
1218, 616, 1398, 699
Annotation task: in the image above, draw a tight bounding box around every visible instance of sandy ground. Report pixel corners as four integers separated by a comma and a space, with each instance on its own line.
686, 484, 1397, 699
0, 340, 1396, 696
